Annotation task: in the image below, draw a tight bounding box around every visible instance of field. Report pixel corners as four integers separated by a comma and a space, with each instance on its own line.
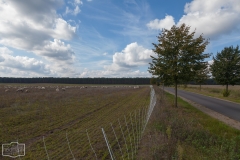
179, 85, 240, 103
0, 84, 151, 159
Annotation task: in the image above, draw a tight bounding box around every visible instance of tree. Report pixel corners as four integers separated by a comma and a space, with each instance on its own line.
150, 77, 157, 85
210, 45, 240, 96
149, 23, 210, 107
194, 63, 210, 90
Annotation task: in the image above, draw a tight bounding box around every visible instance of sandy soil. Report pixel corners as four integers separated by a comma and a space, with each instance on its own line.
165, 90, 240, 130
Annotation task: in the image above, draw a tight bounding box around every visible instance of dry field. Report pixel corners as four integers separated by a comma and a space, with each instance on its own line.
0, 84, 151, 159
179, 85, 240, 103
187, 84, 240, 90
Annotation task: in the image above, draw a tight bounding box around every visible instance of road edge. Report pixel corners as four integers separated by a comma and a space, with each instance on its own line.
178, 87, 240, 105
164, 89, 240, 131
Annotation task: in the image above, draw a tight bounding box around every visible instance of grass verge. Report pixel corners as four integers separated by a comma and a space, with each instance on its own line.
178, 85, 240, 104
138, 86, 240, 159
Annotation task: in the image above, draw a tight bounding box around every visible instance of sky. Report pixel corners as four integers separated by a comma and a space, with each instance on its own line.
0, 0, 240, 78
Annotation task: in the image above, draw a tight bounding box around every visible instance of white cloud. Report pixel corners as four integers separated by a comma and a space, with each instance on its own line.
75, 0, 83, 5
147, 15, 175, 30
79, 68, 151, 78
33, 39, 75, 62
73, 6, 81, 15
208, 60, 213, 65
0, 47, 55, 76
65, 0, 82, 15
103, 42, 154, 74
0, 1, 76, 55
0, 0, 77, 76
147, 0, 240, 39
52, 18, 76, 40
114, 42, 153, 66
77, 42, 154, 77
178, 0, 240, 39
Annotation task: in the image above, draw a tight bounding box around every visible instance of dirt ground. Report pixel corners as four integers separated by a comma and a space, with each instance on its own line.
165, 90, 240, 130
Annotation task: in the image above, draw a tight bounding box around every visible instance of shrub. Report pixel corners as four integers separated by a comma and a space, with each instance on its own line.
222, 89, 231, 97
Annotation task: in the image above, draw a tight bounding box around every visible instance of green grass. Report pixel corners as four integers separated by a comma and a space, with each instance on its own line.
138, 86, 240, 159
178, 85, 240, 103
170, 93, 239, 137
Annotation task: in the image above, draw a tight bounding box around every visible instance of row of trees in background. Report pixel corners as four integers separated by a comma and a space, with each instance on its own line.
0, 77, 150, 85
149, 23, 240, 107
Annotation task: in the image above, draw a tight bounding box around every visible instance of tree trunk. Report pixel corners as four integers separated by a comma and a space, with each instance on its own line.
162, 83, 164, 97
175, 81, 178, 107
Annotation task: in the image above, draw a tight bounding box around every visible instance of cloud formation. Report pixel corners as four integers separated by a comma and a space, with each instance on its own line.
0, 0, 79, 77
105, 42, 154, 71
0, 47, 55, 77
65, 0, 82, 15
147, 0, 240, 39
147, 15, 175, 30
0, 0, 76, 62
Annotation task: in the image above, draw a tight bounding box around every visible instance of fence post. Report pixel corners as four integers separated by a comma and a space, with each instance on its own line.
86, 129, 98, 160
110, 123, 124, 160
43, 136, 50, 160
118, 118, 130, 160
66, 131, 75, 160
129, 112, 136, 156
102, 128, 115, 160
124, 115, 134, 160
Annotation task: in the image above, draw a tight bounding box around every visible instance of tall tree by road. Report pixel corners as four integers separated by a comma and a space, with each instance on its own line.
149, 23, 210, 107
194, 64, 210, 90
210, 45, 240, 96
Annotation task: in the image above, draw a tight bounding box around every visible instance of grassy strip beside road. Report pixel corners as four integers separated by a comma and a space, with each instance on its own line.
178, 85, 240, 104
138, 86, 240, 159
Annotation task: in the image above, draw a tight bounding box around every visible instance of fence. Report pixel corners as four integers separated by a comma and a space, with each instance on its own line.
38, 86, 156, 159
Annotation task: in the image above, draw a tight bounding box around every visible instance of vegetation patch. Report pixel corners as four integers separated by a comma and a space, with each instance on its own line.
0, 84, 150, 159
179, 85, 240, 103
138, 86, 240, 159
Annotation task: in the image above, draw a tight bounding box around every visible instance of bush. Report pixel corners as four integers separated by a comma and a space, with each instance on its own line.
222, 89, 231, 97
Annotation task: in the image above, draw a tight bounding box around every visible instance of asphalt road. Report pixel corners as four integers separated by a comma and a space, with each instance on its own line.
164, 87, 240, 122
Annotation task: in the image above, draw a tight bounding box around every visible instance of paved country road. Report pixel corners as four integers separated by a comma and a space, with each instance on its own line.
164, 87, 240, 122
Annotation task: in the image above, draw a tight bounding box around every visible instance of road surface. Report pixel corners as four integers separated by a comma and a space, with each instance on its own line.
164, 87, 240, 122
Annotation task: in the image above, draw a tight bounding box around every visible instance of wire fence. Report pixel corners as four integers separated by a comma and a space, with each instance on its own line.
38, 85, 156, 159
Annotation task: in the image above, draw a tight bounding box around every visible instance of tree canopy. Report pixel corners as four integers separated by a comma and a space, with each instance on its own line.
149, 23, 210, 107
210, 45, 240, 94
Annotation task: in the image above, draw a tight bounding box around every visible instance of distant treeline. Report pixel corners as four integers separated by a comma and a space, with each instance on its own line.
188, 79, 217, 85
0, 77, 151, 85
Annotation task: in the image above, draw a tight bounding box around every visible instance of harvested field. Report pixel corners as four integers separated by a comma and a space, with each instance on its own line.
0, 84, 151, 159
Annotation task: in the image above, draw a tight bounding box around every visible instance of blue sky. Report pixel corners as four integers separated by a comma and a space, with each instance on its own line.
0, 0, 240, 77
